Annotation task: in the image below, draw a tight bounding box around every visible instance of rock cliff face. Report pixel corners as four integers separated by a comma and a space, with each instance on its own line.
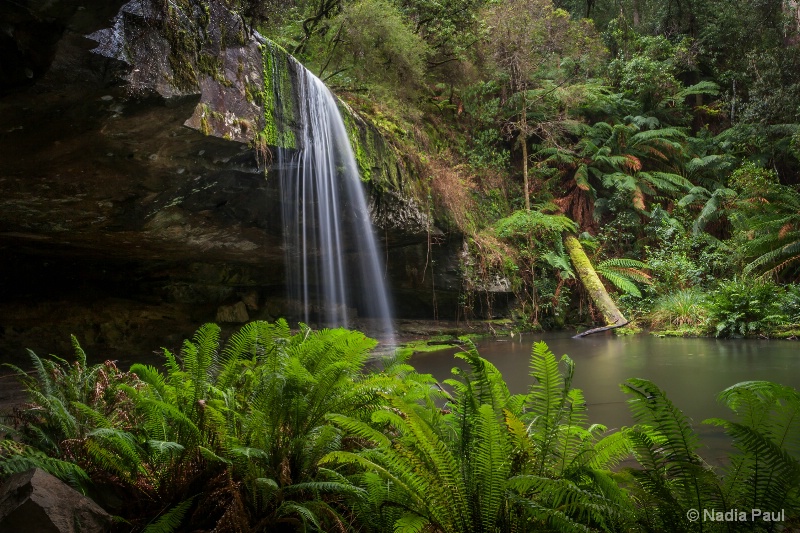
0, 0, 465, 360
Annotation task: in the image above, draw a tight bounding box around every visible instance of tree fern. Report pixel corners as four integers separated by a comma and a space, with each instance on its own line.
733, 182, 800, 278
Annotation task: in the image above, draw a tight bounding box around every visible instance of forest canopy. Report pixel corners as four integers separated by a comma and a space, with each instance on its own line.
242, 0, 800, 335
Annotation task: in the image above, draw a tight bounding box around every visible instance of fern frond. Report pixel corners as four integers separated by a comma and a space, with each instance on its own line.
142, 497, 195, 533
596, 270, 642, 297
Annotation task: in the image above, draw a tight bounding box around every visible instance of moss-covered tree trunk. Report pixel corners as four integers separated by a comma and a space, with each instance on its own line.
564, 234, 628, 336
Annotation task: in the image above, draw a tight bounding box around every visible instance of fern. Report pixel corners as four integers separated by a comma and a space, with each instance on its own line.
141, 498, 196, 533
0, 441, 90, 492
622, 378, 723, 528
326, 340, 634, 532
596, 258, 652, 297
704, 381, 800, 514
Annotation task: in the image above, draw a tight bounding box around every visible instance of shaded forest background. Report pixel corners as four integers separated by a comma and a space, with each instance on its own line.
235, 0, 800, 335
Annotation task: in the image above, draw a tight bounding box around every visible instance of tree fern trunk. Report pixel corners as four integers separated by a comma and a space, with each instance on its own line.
564, 235, 628, 337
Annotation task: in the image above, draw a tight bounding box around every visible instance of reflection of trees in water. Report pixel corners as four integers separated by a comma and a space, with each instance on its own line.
411, 334, 800, 459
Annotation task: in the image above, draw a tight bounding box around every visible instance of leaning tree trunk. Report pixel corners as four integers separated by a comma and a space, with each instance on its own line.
564, 234, 628, 337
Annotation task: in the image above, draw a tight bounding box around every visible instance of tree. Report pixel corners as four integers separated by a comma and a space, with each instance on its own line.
310, 0, 429, 90
737, 182, 800, 279
540, 116, 690, 226
564, 234, 628, 330
482, 0, 603, 210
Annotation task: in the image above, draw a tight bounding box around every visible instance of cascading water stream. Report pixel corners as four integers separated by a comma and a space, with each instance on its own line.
269, 50, 394, 342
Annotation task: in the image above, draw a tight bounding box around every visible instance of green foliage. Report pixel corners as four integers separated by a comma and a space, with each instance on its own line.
605, 33, 711, 122
596, 257, 652, 297
5, 329, 800, 531
493, 209, 578, 240
313, 0, 429, 91
539, 116, 690, 225
0, 322, 432, 531
649, 288, 709, 330
0, 440, 91, 492
472, 209, 579, 325
707, 278, 787, 338
783, 284, 800, 324
639, 209, 732, 295
141, 498, 196, 533
128, 320, 410, 530
0, 338, 140, 491
728, 172, 800, 279
622, 378, 800, 531
705, 381, 800, 516
621, 378, 722, 530
466, 128, 510, 170
324, 340, 634, 532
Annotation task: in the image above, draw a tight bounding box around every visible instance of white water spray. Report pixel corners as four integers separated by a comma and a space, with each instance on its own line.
271, 52, 394, 341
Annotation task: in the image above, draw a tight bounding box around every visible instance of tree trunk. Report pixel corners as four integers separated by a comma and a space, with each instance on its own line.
564, 235, 628, 337
521, 92, 530, 211
522, 131, 530, 211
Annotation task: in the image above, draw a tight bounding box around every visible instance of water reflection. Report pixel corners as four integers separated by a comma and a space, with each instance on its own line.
410, 333, 800, 463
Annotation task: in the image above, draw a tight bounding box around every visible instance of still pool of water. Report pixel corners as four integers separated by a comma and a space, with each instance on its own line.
410, 332, 800, 463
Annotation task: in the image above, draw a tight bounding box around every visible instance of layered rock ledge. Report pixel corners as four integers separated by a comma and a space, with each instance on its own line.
0, 0, 468, 359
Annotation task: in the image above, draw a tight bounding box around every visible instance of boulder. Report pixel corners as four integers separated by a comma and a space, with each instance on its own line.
0, 468, 112, 533
216, 301, 249, 323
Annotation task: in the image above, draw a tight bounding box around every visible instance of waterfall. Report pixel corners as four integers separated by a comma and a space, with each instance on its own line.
268, 49, 394, 340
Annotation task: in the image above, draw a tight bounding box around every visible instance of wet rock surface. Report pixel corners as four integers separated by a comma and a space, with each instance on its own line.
0, 468, 112, 533
0, 0, 471, 361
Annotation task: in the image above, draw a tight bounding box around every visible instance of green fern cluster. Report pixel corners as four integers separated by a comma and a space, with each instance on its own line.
324, 340, 635, 532
493, 209, 579, 240
121, 320, 421, 531
1, 321, 426, 532
596, 257, 652, 297
3, 327, 799, 532
622, 378, 800, 531
1, 336, 140, 493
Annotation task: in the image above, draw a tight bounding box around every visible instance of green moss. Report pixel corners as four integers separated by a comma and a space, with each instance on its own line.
258, 42, 296, 149
160, 0, 232, 91
236, 58, 245, 82
197, 52, 232, 87
340, 109, 407, 190
615, 324, 642, 336
650, 326, 706, 337
245, 82, 262, 105
166, 25, 199, 90
199, 104, 212, 135
565, 235, 627, 327
771, 329, 800, 339
197, 104, 226, 136
395, 338, 463, 358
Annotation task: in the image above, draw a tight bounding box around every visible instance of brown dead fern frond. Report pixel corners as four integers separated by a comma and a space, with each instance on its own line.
429, 157, 477, 232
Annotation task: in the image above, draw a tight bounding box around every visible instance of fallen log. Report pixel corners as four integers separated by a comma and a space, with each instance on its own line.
564, 234, 629, 338
572, 318, 630, 338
